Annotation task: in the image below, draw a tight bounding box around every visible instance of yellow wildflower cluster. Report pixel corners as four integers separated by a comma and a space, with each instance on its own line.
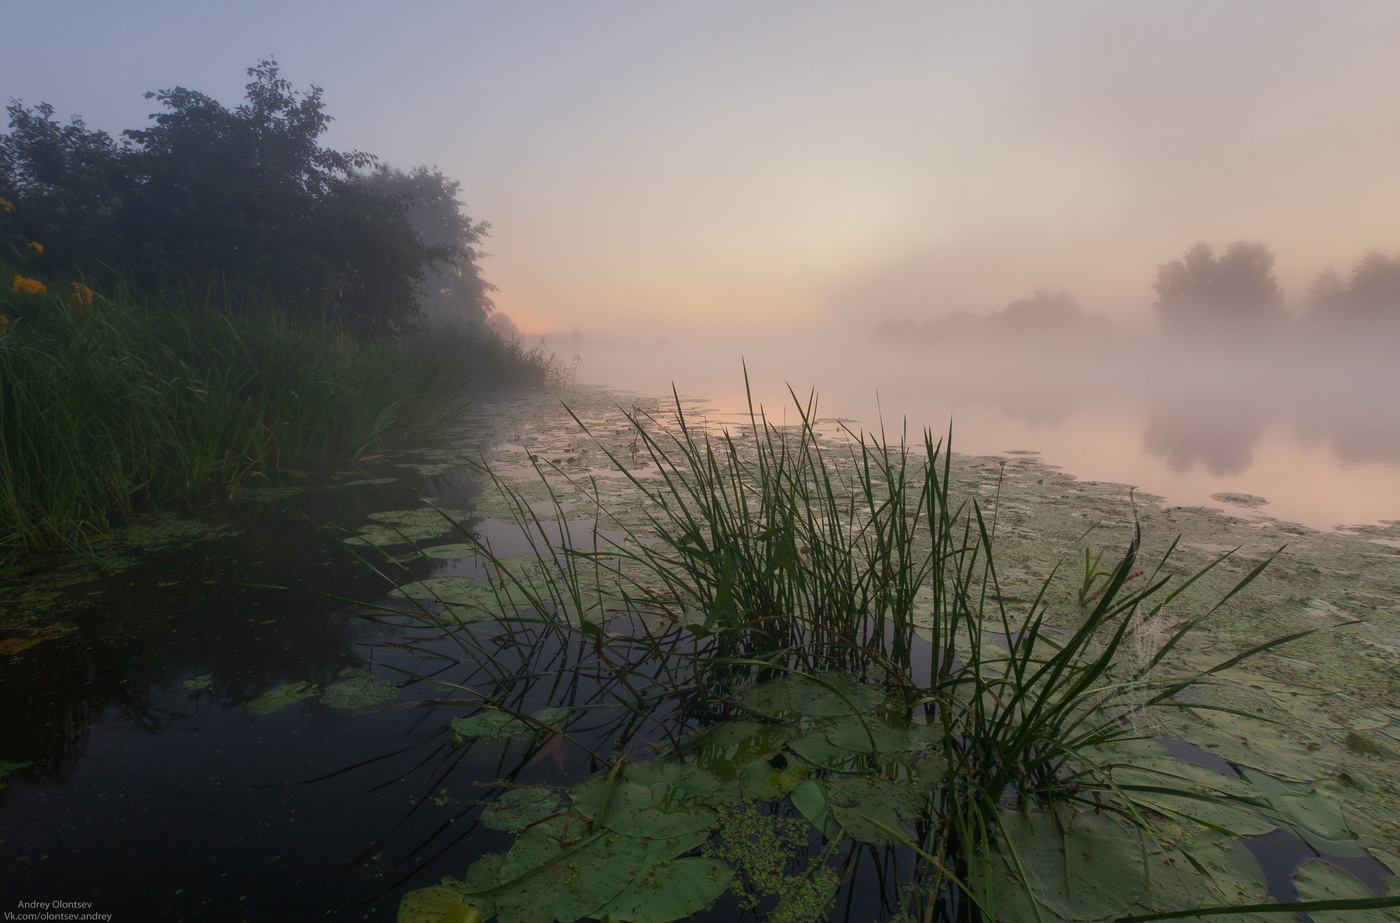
0, 314, 9, 331
0, 197, 13, 213
70, 281, 96, 309
11, 274, 46, 295
26, 241, 43, 254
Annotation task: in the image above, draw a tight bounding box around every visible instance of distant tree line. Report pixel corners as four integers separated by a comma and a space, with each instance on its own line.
0, 60, 493, 332
878, 239, 1400, 342
1154, 240, 1400, 333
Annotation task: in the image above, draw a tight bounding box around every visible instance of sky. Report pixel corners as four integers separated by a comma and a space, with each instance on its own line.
5, 1, 1400, 334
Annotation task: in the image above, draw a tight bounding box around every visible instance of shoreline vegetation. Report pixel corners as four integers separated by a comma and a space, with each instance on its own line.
0, 61, 563, 560
0, 274, 562, 559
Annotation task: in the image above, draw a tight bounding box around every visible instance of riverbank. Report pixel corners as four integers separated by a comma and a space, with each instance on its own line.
0, 275, 555, 560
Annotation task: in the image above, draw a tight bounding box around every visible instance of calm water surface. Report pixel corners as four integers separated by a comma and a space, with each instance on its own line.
3, 346, 1397, 919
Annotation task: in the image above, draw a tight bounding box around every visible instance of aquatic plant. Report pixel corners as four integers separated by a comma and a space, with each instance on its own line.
0, 272, 475, 557
374, 380, 1400, 923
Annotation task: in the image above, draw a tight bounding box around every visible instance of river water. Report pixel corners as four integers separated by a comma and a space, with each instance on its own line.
2, 366, 1398, 921
568, 326, 1400, 531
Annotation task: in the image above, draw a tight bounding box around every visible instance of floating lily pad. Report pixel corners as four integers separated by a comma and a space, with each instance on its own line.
491, 821, 651, 923
182, 673, 213, 691
688, 721, 795, 780
789, 779, 840, 838
618, 759, 735, 805
740, 672, 885, 719
396, 886, 481, 923
824, 775, 925, 844
321, 675, 399, 710
735, 756, 811, 801
973, 807, 1149, 923
597, 857, 733, 923
787, 731, 877, 774
421, 543, 479, 559
480, 787, 560, 832
1294, 858, 1389, 923
449, 706, 574, 741
246, 681, 317, 716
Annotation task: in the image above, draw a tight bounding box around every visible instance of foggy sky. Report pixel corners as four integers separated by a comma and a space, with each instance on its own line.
5, 1, 1399, 334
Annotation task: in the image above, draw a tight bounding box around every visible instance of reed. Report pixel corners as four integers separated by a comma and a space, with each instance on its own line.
0, 272, 476, 557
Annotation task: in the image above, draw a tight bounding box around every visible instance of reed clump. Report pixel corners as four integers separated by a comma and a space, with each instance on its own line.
0, 273, 472, 557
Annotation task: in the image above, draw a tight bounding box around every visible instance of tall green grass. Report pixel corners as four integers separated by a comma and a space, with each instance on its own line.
0, 272, 471, 557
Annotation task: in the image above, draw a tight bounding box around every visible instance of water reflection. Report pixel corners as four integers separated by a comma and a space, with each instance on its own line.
572, 324, 1400, 526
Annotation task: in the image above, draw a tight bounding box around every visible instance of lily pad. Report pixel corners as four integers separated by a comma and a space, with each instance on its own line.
740, 672, 886, 719
1294, 858, 1390, 923
182, 673, 213, 691
246, 681, 317, 716
492, 825, 650, 923
481, 787, 560, 832
450, 706, 574, 741
321, 675, 399, 710
397, 886, 481, 923
787, 731, 877, 774
689, 721, 796, 780
421, 543, 480, 559
597, 857, 733, 922
789, 779, 840, 838
824, 776, 925, 844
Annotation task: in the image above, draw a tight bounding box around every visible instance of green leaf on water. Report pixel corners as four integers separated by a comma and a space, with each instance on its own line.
787, 732, 878, 774
1293, 858, 1390, 923
492, 825, 650, 923
450, 706, 575, 741
824, 776, 925, 845
182, 674, 213, 691
245, 681, 317, 716
397, 886, 481, 923
740, 672, 885, 719
688, 720, 796, 780
480, 787, 559, 832
597, 857, 734, 923
789, 779, 840, 839
421, 543, 479, 559
321, 675, 399, 710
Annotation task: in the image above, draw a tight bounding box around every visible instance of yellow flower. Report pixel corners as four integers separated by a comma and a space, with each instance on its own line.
11, 274, 46, 295
0, 315, 9, 330
0, 197, 13, 213
26, 241, 42, 254
70, 281, 95, 309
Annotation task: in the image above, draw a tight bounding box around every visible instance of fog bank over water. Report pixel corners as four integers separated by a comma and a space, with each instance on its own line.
558, 319, 1400, 531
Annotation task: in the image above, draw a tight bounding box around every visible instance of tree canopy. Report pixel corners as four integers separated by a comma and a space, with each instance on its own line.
1153, 241, 1284, 332
1, 60, 485, 332
1307, 250, 1400, 325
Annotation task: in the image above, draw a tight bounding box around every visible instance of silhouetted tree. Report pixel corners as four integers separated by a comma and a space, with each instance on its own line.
360, 165, 496, 326
1154, 241, 1284, 332
1, 61, 458, 332
1307, 250, 1400, 325
1002, 289, 1085, 328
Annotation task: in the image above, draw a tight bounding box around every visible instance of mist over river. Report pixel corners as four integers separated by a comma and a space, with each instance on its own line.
567, 323, 1400, 531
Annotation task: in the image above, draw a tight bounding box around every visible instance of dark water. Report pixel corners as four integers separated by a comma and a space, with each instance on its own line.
1, 405, 1392, 922
0, 445, 915, 921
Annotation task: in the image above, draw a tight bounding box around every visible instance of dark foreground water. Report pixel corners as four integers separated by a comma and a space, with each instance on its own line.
0, 408, 917, 922
2, 388, 1395, 922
